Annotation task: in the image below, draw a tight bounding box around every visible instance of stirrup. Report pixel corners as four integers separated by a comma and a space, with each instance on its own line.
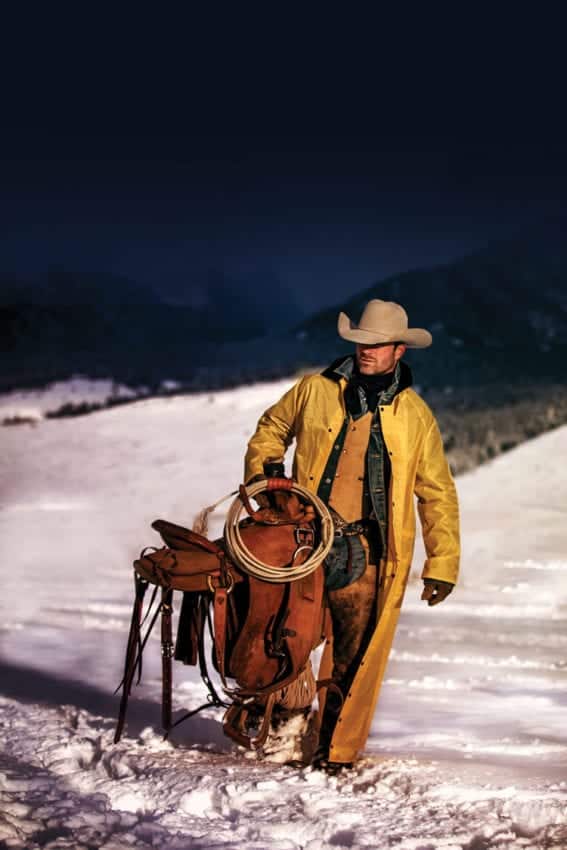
222, 693, 277, 750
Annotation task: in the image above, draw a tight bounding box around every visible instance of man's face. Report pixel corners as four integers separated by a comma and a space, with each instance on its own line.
355, 342, 407, 375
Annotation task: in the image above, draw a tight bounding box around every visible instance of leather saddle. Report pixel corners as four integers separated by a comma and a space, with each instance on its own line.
115, 489, 328, 750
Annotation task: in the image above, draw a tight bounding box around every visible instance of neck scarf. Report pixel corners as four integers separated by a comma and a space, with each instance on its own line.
344, 366, 396, 417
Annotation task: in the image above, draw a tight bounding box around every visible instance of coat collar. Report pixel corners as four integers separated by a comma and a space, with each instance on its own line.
321, 355, 413, 399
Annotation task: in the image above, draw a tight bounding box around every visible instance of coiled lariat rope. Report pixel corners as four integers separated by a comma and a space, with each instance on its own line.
224, 481, 334, 583
192, 481, 334, 583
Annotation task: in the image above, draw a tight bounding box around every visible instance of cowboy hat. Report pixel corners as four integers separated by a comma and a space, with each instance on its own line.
338, 299, 432, 348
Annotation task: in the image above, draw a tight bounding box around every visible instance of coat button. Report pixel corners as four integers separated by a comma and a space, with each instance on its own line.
325, 477, 332, 483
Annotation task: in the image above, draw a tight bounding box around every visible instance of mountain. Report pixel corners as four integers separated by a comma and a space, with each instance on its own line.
0, 267, 265, 391
2, 233, 567, 393
291, 236, 567, 388
0, 266, 162, 308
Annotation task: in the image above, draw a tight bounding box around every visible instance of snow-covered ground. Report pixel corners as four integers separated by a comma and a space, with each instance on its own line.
0, 377, 147, 423
1, 378, 566, 849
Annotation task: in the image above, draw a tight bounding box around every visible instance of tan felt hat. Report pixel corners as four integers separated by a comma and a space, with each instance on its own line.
338, 299, 432, 348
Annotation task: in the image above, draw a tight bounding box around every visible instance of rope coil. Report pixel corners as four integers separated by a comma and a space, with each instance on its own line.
223, 481, 334, 583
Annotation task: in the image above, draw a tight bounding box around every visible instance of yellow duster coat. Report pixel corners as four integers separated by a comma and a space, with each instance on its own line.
244, 366, 460, 763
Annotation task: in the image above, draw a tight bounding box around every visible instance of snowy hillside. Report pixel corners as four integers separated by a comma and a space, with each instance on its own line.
1, 379, 566, 849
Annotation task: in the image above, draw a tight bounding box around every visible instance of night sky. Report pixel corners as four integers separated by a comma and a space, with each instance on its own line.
2, 17, 566, 324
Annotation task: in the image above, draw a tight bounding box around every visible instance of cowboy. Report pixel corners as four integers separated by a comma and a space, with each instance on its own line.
244, 299, 460, 770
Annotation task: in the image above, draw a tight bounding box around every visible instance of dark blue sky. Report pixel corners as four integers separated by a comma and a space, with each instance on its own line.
3, 131, 566, 319
2, 14, 566, 322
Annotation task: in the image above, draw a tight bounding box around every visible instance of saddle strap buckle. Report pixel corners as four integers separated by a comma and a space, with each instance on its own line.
207, 571, 235, 595
294, 526, 314, 547
333, 519, 368, 538
161, 641, 175, 658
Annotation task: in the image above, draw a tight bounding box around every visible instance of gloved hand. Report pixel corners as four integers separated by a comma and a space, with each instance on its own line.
246, 474, 271, 508
263, 461, 285, 479
247, 464, 290, 509
421, 578, 454, 606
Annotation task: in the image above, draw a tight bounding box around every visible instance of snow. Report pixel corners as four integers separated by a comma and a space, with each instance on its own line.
0, 376, 145, 422
1, 377, 566, 849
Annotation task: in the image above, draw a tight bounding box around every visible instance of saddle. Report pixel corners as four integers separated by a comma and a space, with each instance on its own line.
115, 482, 331, 750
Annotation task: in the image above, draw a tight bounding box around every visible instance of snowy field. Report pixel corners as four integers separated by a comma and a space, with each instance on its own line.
0, 378, 145, 422
1, 378, 566, 849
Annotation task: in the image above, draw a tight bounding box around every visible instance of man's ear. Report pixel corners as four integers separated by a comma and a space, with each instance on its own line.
394, 343, 407, 361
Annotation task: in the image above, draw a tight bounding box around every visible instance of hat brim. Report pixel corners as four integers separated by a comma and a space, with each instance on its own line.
337, 312, 432, 349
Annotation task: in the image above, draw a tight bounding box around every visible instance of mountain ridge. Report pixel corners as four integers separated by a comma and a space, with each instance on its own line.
3, 232, 567, 392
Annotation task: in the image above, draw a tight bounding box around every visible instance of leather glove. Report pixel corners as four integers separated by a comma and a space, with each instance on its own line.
248, 464, 289, 509
421, 578, 454, 606
263, 461, 285, 479
246, 474, 271, 508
